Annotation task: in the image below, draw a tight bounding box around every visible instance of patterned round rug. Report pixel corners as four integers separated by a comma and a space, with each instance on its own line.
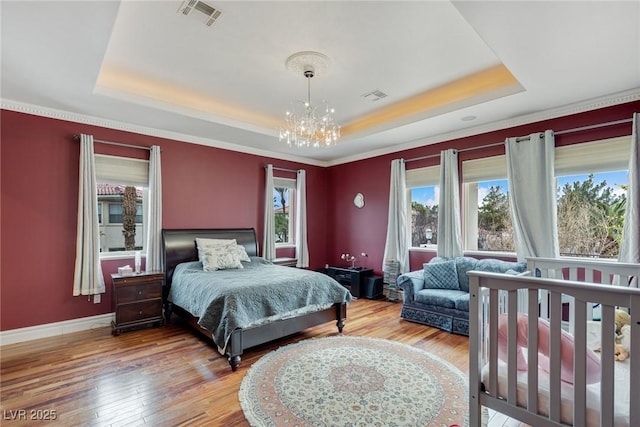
239, 336, 468, 426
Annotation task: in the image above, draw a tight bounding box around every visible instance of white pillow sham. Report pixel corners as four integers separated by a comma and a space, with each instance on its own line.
201, 245, 244, 271
196, 238, 237, 263
229, 244, 251, 262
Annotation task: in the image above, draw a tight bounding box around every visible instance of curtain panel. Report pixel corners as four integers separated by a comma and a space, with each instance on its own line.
73, 134, 105, 298
618, 113, 639, 287
437, 149, 463, 257
295, 169, 309, 268
383, 159, 409, 273
506, 130, 560, 261
263, 165, 276, 261
145, 146, 163, 271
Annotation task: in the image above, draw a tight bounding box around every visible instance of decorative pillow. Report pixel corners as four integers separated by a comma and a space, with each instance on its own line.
477, 258, 527, 274
230, 244, 251, 262
497, 313, 601, 385
195, 238, 237, 263
201, 245, 244, 271
423, 259, 459, 290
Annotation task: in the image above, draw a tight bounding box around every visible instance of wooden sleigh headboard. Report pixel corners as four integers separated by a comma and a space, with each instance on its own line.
161, 228, 258, 291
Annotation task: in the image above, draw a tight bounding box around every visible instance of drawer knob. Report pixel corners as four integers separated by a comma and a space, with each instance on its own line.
138, 290, 142, 295
139, 311, 143, 315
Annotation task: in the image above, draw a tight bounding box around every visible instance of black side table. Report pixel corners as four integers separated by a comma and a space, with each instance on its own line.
326, 266, 373, 298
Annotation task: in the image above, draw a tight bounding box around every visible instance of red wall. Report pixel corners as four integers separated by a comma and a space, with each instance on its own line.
1, 101, 638, 331
0, 110, 329, 330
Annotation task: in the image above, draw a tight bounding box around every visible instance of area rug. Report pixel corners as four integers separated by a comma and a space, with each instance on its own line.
239, 336, 468, 426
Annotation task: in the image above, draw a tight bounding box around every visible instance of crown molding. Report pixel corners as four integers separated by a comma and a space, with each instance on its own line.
3, 87, 639, 168
0, 99, 329, 167
327, 88, 640, 166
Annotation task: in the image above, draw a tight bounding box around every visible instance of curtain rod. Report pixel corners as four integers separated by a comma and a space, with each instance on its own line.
266, 165, 298, 173
554, 118, 632, 135
404, 117, 633, 163
73, 135, 152, 151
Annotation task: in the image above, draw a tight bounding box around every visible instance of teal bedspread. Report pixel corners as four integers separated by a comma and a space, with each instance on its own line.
168, 257, 351, 352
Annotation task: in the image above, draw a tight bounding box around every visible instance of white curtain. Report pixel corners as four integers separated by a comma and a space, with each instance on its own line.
437, 149, 463, 257
506, 130, 560, 261
73, 134, 105, 298
618, 113, 639, 287
295, 169, 309, 268
145, 146, 162, 271
383, 159, 410, 273
263, 164, 276, 260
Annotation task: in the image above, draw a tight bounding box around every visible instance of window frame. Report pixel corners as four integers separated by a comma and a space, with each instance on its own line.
462, 154, 512, 254
273, 176, 296, 247
407, 164, 440, 251
95, 154, 150, 260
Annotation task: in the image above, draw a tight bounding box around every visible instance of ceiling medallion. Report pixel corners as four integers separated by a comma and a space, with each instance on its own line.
279, 51, 340, 148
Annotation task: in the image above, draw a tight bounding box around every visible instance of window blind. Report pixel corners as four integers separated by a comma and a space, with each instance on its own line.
462, 136, 631, 182
406, 165, 440, 188
462, 155, 507, 183
555, 136, 630, 176
95, 154, 149, 186
274, 177, 296, 188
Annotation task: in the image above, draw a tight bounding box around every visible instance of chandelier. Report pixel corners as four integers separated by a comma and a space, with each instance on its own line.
279, 52, 340, 148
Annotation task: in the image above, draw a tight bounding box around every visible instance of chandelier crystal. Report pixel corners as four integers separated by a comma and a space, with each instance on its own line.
279, 52, 340, 148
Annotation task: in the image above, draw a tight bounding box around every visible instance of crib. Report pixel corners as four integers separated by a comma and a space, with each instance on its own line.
468, 257, 640, 427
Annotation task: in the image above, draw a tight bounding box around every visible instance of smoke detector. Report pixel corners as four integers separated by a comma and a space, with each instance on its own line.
178, 0, 222, 27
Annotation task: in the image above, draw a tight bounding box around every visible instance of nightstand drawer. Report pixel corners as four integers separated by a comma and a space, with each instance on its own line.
117, 283, 162, 304
116, 300, 163, 324
113, 273, 164, 286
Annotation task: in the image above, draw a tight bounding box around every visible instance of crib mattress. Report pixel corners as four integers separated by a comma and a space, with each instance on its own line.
481, 322, 630, 426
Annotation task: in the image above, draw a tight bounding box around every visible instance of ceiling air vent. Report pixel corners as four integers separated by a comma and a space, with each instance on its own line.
178, 0, 222, 27
361, 89, 388, 102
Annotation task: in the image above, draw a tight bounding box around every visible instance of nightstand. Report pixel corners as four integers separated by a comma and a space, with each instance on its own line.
326, 267, 373, 298
111, 271, 164, 335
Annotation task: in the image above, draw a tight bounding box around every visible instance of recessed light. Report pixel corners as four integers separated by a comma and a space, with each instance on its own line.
461, 115, 477, 122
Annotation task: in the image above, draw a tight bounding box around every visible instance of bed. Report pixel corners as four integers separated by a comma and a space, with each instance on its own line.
162, 228, 350, 371
468, 257, 640, 427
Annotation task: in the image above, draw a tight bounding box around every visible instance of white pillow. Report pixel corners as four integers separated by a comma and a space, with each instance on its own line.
196, 238, 236, 263
201, 245, 244, 271
230, 244, 251, 262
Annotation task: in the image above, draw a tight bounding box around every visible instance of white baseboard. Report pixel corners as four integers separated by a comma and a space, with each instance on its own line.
0, 313, 115, 346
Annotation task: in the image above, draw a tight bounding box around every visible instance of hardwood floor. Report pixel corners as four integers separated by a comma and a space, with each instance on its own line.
1, 299, 474, 426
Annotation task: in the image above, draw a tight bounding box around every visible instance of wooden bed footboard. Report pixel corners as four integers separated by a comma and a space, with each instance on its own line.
468, 270, 640, 427
168, 301, 347, 371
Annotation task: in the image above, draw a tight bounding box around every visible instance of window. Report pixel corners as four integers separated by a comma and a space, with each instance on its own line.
108, 203, 123, 223
461, 136, 630, 256
555, 136, 630, 259
273, 177, 296, 246
407, 165, 440, 248
95, 155, 149, 255
463, 155, 515, 253
557, 171, 627, 258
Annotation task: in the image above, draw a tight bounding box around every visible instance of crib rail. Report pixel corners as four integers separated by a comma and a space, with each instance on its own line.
527, 257, 640, 333
469, 271, 640, 427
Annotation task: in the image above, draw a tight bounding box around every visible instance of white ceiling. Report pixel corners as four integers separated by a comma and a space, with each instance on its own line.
2, 1, 639, 166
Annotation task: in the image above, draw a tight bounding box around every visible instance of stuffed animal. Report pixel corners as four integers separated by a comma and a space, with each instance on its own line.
594, 309, 631, 361
615, 309, 631, 338
614, 343, 629, 361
